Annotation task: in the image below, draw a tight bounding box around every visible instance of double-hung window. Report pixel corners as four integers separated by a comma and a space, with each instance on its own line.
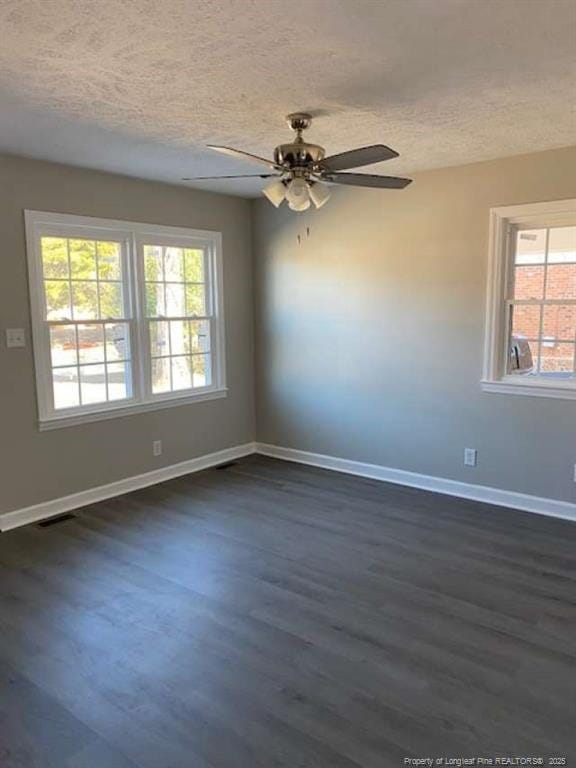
25, 211, 226, 428
482, 199, 576, 399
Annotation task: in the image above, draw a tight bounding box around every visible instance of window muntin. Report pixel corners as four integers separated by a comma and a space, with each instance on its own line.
26, 212, 225, 427
507, 225, 576, 380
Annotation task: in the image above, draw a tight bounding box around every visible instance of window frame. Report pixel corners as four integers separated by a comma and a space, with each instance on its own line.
25, 210, 227, 429
482, 199, 576, 400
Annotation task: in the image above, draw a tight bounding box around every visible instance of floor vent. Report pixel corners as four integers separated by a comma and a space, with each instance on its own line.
215, 461, 238, 470
38, 513, 77, 528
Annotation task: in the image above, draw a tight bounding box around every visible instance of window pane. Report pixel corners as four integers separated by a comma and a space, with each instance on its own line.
190, 320, 210, 352
107, 362, 130, 401
45, 281, 71, 320
33, 220, 220, 419
192, 353, 211, 387
166, 283, 186, 316
80, 364, 107, 404
170, 320, 190, 355
164, 247, 184, 281
72, 281, 98, 320
186, 284, 206, 316
513, 265, 545, 301
146, 283, 165, 317
99, 281, 123, 318
508, 338, 537, 376
69, 239, 97, 279
77, 324, 105, 364
548, 226, 576, 264
511, 305, 540, 340
53, 367, 80, 409
540, 343, 575, 377
545, 263, 576, 300
184, 249, 204, 282
50, 325, 77, 367
152, 357, 171, 393
105, 323, 130, 361
515, 229, 546, 265
97, 241, 121, 279
542, 305, 576, 342
144, 245, 163, 281
171, 356, 192, 391
41, 237, 69, 278
150, 321, 170, 357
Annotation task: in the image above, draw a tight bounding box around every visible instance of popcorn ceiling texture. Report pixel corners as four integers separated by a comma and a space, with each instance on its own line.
0, 0, 574, 196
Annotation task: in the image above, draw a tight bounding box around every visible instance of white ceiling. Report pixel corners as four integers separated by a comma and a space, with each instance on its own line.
1, 0, 575, 197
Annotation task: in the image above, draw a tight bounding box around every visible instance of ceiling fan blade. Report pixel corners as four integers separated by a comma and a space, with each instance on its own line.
182, 174, 280, 180
321, 172, 412, 189
207, 145, 281, 170
317, 145, 399, 172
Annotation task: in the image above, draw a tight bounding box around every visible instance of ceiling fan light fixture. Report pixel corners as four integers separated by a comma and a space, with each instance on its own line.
262, 179, 286, 208
192, 115, 412, 212
309, 182, 331, 209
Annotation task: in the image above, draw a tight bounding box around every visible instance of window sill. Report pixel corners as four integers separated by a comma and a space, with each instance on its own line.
481, 379, 576, 401
38, 387, 228, 430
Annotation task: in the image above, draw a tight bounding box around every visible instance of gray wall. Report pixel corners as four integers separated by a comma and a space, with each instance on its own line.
253, 146, 576, 503
0, 154, 255, 513
2, 147, 574, 514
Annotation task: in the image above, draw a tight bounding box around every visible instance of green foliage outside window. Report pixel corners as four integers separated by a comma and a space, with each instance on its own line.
42, 237, 123, 319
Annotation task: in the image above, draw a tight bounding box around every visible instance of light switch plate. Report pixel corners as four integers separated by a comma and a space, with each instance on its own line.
6, 328, 26, 348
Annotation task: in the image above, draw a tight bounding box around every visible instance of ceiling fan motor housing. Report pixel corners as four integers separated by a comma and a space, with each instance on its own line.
274, 141, 325, 170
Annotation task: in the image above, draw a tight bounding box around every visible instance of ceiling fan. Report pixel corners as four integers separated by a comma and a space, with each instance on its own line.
182, 113, 412, 212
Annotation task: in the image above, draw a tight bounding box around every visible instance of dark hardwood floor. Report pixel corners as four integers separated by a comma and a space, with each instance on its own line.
1, 455, 575, 767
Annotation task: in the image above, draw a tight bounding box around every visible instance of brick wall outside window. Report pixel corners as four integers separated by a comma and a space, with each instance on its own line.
510, 226, 576, 375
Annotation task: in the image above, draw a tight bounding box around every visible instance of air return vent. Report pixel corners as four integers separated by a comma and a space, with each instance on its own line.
38, 513, 77, 528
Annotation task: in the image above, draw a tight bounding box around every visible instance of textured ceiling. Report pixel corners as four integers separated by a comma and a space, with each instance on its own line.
0, 0, 575, 197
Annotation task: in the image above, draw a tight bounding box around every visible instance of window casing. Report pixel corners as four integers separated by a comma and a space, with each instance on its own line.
482, 199, 576, 400
25, 211, 226, 428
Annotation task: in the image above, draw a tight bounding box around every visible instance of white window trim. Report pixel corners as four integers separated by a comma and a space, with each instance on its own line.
25, 210, 227, 429
481, 198, 576, 401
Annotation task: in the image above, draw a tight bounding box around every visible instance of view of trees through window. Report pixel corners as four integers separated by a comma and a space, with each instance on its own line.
30, 212, 223, 423
509, 225, 576, 378
144, 244, 211, 393
42, 237, 131, 409
41, 236, 215, 410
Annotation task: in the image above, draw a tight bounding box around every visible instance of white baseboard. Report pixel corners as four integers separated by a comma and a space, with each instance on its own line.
255, 443, 576, 523
0, 442, 257, 532
3, 439, 573, 533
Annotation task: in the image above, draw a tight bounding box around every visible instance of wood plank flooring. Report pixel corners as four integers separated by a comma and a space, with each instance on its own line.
0, 455, 575, 767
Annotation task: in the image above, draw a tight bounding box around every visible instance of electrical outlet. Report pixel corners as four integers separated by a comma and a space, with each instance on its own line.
464, 448, 477, 467
153, 440, 162, 457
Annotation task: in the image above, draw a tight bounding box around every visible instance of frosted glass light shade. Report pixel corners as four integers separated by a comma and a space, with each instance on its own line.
285, 177, 310, 211
288, 196, 311, 212
262, 179, 286, 208
309, 182, 331, 209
